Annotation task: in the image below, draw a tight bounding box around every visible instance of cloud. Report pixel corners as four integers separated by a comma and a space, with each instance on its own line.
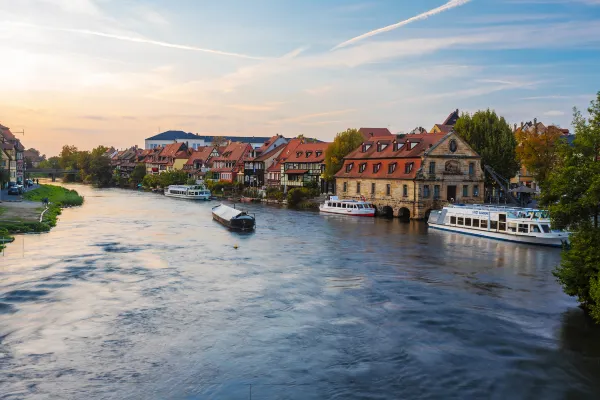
543, 110, 566, 116
38, 0, 102, 16
305, 85, 333, 95
332, 0, 473, 49
5, 22, 267, 60
135, 7, 169, 26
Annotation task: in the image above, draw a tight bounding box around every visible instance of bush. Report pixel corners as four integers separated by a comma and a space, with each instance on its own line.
266, 187, 284, 201
243, 188, 260, 198
287, 187, 312, 206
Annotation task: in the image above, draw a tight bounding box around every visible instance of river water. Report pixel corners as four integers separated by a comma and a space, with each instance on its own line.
2, 184, 600, 399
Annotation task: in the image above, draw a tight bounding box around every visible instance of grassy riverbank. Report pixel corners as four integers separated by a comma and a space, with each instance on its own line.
0, 185, 84, 244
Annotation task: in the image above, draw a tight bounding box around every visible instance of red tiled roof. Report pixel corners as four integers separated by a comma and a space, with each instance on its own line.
174, 150, 190, 159
335, 133, 448, 179
212, 142, 251, 162
159, 142, 187, 158
345, 133, 446, 160
432, 124, 453, 134
185, 146, 215, 166
285, 169, 309, 174
358, 128, 393, 141
284, 142, 331, 163
254, 145, 284, 162
442, 109, 460, 126
256, 135, 281, 154
266, 138, 303, 172
0, 124, 16, 140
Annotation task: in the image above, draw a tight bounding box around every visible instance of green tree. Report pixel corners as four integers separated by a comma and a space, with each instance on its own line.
39, 156, 60, 169
542, 92, 600, 321
515, 125, 564, 185
454, 109, 520, 182
59, 145, 79, 170
157, 170, 188, 187
129, 164, 147, 186
88, 146, 113, 187
323, 128, 363, 181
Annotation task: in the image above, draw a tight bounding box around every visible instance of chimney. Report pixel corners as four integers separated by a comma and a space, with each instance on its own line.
521, 122, 524, 129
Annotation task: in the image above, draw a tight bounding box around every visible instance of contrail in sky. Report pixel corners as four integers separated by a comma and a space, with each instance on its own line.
332, 0, 473, 50
6, 22, 266, 60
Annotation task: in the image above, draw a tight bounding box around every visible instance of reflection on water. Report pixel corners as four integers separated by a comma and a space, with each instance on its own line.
1, 184, 599, 399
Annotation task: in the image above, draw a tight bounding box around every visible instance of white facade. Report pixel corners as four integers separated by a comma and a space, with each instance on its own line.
145, 138, 207, 150
144, 133, 276, 150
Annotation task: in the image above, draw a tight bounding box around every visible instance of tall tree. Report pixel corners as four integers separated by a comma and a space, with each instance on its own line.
129, 164, 147, 186
516, 125, 564, 185
88, 146, 113, 187
211, 136, 228, 148
58, 145, 79, 170
323, 128, 364, 181
542, 92, 600, 321
454, 109, 520, 182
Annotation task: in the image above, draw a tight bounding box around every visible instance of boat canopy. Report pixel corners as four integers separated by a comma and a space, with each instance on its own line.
212, 204, 243, 220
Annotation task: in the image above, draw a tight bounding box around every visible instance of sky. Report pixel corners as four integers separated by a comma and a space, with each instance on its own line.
1, 0, 600, 156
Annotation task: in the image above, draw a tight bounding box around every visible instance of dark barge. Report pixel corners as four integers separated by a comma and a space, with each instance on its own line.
211, 204, 256, 231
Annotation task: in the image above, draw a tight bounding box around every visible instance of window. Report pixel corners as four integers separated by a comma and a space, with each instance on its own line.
409, 142, 417, 150
343, 182, 347, 192
394, 142, 405, 151
490, 221, 498, 230
457, 217, 464, 225
306, 151, 312, 158
388, 163, 397, 173
386, 184, 391, 196
450, 216, 457, 224
462, 185, 469, 197
371, 182, 375, 194
377, 142, 388, 152
357, 182, 361, 193
362, 144, 372, 152
316, 151, 322, 157
429, 162, 436, 174
423, 185, 430, 198
359, 163, 367, 173
473, 185, 479, 197
531, 225, 541, 233
541, 224, 551, 233
403, 184, 408, 197
518, 224, 529, 233
480, 220, 488, 229
346, 163, 354, 172
373, 163, 381, 173
469, 162, 475, 175
465, 218, 472, 227
405, 162, 414, 174
434, 185, 440, 199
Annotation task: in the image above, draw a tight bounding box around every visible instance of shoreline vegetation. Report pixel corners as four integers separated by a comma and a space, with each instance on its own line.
0, 185, 84, 250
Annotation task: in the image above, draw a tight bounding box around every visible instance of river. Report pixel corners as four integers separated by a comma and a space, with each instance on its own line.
2, 184, 600, 399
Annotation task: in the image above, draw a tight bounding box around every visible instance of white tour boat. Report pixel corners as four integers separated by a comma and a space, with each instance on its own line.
164, 185, 211, 200
427, 204, 569, 247
319, 196, 376, 217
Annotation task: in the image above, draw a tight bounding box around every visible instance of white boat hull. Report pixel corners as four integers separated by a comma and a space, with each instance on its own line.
428, 222, 566, 247
165, 193, 210, 200
319, 207, 375, 217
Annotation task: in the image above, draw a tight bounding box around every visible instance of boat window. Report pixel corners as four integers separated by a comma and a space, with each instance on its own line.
518, 224, 529, 233
465, 218, 472, 227
498, 214, 506, 231
490, 221, 498, 230
342, 204, 347, 208
472, 219, 479, 228
480, 220, 487, 229
508, 222, 517, 232
541, 224, 551, 233
457, 217, 464, 225
358, 204, 363, 208
531, 225, 541, 233
450, 216, 457, 224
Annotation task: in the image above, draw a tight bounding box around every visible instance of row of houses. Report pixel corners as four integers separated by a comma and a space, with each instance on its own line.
0, 124, 25, 185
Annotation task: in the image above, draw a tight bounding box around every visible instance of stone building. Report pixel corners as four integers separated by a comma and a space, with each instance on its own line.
334, 131, 484, 220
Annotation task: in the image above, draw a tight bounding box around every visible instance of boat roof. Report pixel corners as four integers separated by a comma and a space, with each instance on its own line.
445, 204, 547, 213
167, 185, 208, 189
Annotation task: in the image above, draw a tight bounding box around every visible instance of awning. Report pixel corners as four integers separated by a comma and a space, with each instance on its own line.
151, 167, 158, 172
286, 169, 309, 174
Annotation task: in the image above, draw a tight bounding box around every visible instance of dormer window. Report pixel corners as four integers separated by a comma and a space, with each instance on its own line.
306, 151, 312, 158
409, 142, 418, 150
315, 150, 322, 157
296, 151, 302, 157
362, 143, 372, 152
376, 142, 389, 152
359, 163, 367, 173
346, 162, 354, 172
373, 163, 381, 173
405, 162, 414, 174
394, 142, 405, 151
388, 162, 397, 174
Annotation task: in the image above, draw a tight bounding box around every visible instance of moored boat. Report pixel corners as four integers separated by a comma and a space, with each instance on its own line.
319, 196, 375, 217
427, 204, 569, 247
164, 185, 211, 200
212, 204, 256, 231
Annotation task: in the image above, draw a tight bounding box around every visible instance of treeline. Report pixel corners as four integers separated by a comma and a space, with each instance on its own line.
38, 145, 113, 187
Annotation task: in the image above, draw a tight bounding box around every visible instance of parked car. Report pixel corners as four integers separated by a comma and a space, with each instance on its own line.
7, 186, 20, 195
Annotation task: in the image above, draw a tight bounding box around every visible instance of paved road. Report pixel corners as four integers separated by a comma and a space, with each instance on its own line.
0, 184, 40, 202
